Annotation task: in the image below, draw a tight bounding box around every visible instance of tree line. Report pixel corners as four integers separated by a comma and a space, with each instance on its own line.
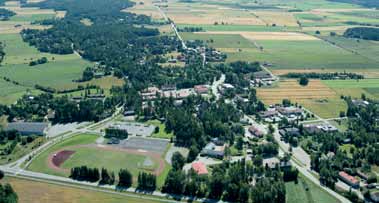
0, 8, 15, 21
344, 27, 379, 41
69, 166, 157, 191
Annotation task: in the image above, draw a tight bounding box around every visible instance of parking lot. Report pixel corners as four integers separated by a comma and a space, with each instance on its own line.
108, 122, 155, 137
118, 137, 169, 155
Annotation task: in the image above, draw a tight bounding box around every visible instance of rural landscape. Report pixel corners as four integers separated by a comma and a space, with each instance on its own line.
0, 0, 379, 202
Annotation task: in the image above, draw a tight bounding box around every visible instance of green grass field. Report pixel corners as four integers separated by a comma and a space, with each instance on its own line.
145, 120, 173, 139
181, 32, 378, 69
3, 177, 169, 203
61, 147, 158, 177
0, 34, 90, 90
323, 79, 379, 99
9, 14, 56, 22
285, 175, 341, 203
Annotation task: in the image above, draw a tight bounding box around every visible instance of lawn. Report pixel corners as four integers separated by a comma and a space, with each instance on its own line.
145, 120, 173, 139
285, 175, 341, 203
1, 177, 168, 203
61, 147, 158, 178
339, 144, 356, 158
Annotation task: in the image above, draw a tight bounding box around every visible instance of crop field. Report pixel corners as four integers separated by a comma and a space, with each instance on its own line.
323, 79, 379, 99
1, 177, 167, 203
257, 79, 347, 118
28, 133, 169, 187
124, 0, 165, 21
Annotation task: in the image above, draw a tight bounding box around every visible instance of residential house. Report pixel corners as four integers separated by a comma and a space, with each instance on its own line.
201, 141, 226, 159
279, 127, 300, 137
6, 122, 50, 136
194, 85, 209, 94
248, 126, 264, 138
191, 161, 208, 175
338, 171, 359, 188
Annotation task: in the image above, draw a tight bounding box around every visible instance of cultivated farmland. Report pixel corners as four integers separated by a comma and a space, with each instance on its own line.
257, 79, 347, 118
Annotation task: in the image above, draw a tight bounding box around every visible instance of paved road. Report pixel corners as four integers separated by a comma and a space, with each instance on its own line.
211, 74, 225, 100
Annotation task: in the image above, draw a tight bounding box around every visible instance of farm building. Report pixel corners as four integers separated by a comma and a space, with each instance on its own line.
304, 123, 338, 134
191, 161, 208, 175
338, 171, 359, 188
6, 122, 50, 136
259, 110, 279, 119
276, 106, 303, 117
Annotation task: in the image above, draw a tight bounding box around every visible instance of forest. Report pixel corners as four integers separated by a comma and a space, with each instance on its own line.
344, 27, 379, 41
0, 8, 15, 21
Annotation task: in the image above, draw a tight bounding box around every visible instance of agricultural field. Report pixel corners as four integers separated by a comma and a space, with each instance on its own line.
285, 175, 341, 203
1, 177, 167, 203
323, 79, 379, 99
0, 34, 90, 90
257, 79, 347, 118
27, 133, 170, 187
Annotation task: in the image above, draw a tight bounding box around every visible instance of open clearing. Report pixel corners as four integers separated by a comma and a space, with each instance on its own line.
1, 177, 166, 203
257, 79, 347, 118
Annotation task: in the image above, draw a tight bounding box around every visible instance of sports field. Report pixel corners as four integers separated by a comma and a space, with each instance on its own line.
2, 177, 167, 203
28, 133, 169, 187
257, 79, 347, 118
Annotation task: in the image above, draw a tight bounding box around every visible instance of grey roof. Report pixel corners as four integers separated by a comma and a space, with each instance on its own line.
6, 122, 49, 135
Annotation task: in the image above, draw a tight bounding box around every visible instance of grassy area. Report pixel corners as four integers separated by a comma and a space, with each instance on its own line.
339, 144, 355, 158
181, 32, 378, 70
27, 133, 170, 187
0, 34, 90, 95
27, 133, 100, 176
145, 120, 173, 139
9, 14, 56, 22
0, 136, 46, 165
323, 79, 379, 99
61, 147, 158, 178
1, 177, 168, 203
285, 175, 341, 203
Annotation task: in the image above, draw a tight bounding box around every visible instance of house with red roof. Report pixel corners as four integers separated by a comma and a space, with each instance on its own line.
339, 171, 359, 188
192, 161, 208, 175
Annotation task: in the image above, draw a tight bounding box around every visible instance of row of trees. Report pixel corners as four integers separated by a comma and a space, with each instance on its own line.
104, 128, 128, 140
0, 8, 16, 21
69, 166, 156, 190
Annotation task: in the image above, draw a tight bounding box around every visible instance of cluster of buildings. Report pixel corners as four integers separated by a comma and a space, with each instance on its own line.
259, 105, 305, 122
140, 85, 210, 101
303, 123, 338, 134
250, 71, 276, 87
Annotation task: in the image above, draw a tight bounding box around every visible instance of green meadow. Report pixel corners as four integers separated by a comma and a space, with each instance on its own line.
0, 34, 90, 90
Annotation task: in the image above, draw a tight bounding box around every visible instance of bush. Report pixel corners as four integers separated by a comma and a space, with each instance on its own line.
299, 76, 309, 86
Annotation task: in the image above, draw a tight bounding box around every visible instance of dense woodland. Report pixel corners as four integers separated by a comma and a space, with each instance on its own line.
0, 183, 18, 203
344, 27, 379, 41
0, 94, 118, 123
0, 8, 15, 21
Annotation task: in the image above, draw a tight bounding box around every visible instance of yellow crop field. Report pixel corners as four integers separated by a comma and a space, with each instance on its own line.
257, 79, 347, 118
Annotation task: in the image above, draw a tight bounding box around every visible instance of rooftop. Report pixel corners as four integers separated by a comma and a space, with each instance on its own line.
192, 161, 208, 175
